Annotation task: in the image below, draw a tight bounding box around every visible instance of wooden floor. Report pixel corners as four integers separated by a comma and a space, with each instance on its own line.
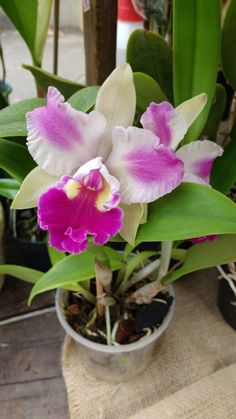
0, 277, 69, 419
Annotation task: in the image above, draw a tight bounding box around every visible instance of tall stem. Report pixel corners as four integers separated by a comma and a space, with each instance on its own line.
105, 306, 111, 345
158, 241, 173, 280
53, 0, 60, 75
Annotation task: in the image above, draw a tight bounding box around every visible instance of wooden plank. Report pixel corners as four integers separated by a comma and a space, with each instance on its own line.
0, 277, 55, 320
0, 313, 65, 385
0, 298, 69, 418
83, 0, 118, 84
0, 377, 69, 419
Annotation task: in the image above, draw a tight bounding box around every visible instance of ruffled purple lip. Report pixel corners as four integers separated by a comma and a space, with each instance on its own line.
38, 170, 123, 253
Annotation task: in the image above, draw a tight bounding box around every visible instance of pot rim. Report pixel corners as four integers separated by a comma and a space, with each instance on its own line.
56, 285, 175, 354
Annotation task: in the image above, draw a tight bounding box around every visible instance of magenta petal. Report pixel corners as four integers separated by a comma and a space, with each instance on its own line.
38, 178, 123, 254
190, 235, 217, 245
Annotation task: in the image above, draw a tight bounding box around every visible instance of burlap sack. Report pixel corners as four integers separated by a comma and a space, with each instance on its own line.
62, 268, 236, 419
130, 363, 236, 419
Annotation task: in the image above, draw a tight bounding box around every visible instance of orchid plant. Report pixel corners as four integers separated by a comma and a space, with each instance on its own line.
1, 63, 236, 345
12, 65, 222, 253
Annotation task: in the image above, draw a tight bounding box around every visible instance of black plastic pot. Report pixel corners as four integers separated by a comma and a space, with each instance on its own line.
4, 231, 51, 272
217, 278, 236, 330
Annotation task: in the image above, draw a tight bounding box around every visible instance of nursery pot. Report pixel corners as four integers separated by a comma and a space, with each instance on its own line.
56, 286, 175, 382
4, 230, 51, 272
217, 278, 236, 330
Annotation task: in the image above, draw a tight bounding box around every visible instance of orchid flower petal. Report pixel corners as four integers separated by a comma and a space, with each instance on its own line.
12, 166, 59, 209
176, 140, 223, 184
38, 160, 123, 253
140, 101, 188, 149
26, 87, 106, 176
119, 203, 147, 245
106, 126, 184, 204
175, 93, 207, 131
190, 235, 216, 244
95, 64, 136, 159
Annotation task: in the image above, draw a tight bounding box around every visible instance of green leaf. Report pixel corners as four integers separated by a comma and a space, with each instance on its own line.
68, 86, 100, 111
127, 29, 173, 101
0, 178, 21, 199
29, 249, 124, 303
173, 0, 221, 142
133, 72, 167, 115
202, 84, 226, 140
103, 247, 125, 269
0, 264, 42, 284
0, 98, 45, 137
211, 122, 236, 193
137, 183, 236, 242
221, 0, 236, 90
123, 251, 157, 283
0, 0, 52, 66
0, 139, 36, 181
47, 245, 66, 266
34, 0, 53, 66
162, 234, 236, 284
23, 64, 84, 99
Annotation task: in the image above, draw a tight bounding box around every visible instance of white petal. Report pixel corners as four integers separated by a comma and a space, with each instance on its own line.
119, 203, 145, 245
12, 166, 59, 209
176, 140, 223, 184
106, 126, 184, 204
27, 87, 106, 176
140, 101, 187, 150
175, 93, 207, 130
95, 64, 136, 159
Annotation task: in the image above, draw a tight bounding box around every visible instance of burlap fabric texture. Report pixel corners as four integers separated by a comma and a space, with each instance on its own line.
62, 268, 236, 419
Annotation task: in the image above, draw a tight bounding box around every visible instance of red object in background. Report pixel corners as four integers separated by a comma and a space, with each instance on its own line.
118, 0, 143, 22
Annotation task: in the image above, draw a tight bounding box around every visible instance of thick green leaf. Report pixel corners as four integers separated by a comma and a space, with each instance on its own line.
211, 122, 236, 193
47, 245, 66, 266
23, 64, 84, 99
0, 0, 52, 66
0, 178, 20, 199
34, 0, 53, 65
221, 0, 236, 90
173, 0, 221, 142
29, 250, 125, 303
0, 139, 36, 181
68, 86, 100, 112
127, 29, 173, 101
133, 72, 167, 114
137, 183, 236, 242
0, 0, 37, 59
0, 264, 42, 284
123, 251, 157, 283
202, 84, 226, 140
0, 98, 45, 137
162, 234, 236, 284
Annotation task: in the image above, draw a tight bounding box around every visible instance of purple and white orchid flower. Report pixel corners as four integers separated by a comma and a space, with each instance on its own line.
140, 101, 223, 185
140, 101, 224, 245
12, 65, 217, 253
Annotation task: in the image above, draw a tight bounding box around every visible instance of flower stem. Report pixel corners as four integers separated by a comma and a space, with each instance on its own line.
105, 306, 111, 345
158, 241, 173, 281
126, 259, 161, 289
